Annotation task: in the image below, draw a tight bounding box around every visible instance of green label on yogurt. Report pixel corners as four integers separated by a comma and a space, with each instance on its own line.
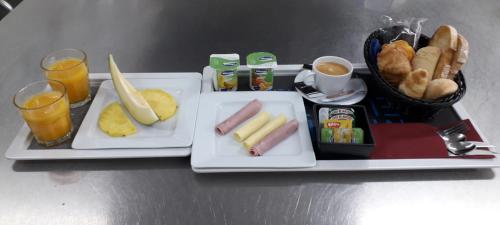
246, 52, 277, 68
210, 54, 240, 70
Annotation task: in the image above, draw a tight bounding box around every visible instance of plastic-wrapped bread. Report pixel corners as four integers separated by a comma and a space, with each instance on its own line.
250, 120, 299, 156
234, 112, 270, 142
215, 99, 262, 135
243, 114, 287, 149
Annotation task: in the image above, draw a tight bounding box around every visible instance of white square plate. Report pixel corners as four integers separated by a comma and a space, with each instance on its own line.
191, 91, 316, 168
72, 78, 201, 149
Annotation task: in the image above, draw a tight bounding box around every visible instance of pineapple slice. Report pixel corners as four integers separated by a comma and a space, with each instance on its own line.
140, 89, 177, 121
99, 102, 137, 137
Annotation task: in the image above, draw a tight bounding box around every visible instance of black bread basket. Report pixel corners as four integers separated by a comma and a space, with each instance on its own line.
363, 28, 467, 118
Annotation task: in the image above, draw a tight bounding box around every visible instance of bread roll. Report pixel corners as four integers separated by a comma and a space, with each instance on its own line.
424, 78, 458, 100
449, 34, 469, 79
377, 43, 412, 86
411, 46, 441, 82
433, 48, 455, 80
398, 69, 430, 99
429, 25, 458, 50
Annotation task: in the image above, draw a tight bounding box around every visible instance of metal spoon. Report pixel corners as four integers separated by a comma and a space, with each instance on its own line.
319, 90, 366, 103
442, 133, 495, 149
446, 141, 497, 155
0, 0, 13, 11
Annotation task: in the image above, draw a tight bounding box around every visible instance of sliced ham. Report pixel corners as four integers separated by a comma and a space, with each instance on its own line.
249, 120, 299, 156
215, 99, 262, 135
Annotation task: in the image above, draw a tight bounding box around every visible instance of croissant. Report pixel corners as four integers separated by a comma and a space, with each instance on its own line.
377, 43, 412, 86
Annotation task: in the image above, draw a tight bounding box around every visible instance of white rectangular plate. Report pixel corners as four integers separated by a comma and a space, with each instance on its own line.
72, 78, 201, 149
191, 91, 316, 168
5, 73, 200, 160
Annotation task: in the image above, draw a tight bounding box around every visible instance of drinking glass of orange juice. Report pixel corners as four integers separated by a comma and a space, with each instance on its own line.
41, 49, 91, 108
13, 80, 73, 146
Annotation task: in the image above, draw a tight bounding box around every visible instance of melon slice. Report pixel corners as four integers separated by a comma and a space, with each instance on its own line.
108, 54, 159, 125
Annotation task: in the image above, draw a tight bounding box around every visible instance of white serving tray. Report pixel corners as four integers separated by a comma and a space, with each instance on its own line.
5, 73, 201, 160
193, 64, 500, 173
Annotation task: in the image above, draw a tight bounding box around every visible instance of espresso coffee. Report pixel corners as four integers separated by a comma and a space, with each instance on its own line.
316, 62, 348, 76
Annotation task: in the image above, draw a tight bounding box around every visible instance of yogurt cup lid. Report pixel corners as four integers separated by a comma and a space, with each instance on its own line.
210, 54, 240, 69
246, 52, 277, 69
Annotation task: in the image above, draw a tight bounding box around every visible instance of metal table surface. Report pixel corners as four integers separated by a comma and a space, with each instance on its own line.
0, 0, 499, 224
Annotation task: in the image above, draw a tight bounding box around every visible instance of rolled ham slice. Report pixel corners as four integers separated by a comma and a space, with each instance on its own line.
249, 119, 299, 156
215, 99, 262, 135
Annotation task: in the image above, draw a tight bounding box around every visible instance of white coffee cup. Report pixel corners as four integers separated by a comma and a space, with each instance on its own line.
310, 56, 353, 96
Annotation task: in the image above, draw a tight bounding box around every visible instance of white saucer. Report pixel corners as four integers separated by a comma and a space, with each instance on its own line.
294, 70, 368, 105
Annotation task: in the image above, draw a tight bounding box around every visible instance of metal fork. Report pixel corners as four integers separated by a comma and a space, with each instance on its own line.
437, 121, 469, 140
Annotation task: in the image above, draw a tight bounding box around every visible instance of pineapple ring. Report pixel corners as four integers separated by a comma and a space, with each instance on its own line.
98, 102, 137, 137
140, 89, 177, 121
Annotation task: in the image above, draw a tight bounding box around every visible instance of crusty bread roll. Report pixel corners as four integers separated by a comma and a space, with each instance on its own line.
433, 48, 455, 80
424, 78, 458, 100
411, 46, 441, 82
449, 34, 469, 79
377, 43, 412, 86
398, 69, 430, 99
429, 25, 458, 50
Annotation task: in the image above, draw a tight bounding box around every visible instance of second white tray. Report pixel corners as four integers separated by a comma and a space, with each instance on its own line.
5, 73, 201, 160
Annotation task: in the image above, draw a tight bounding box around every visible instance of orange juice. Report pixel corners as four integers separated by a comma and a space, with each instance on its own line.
22, 91, 72, 142
46, 58, 90, 104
